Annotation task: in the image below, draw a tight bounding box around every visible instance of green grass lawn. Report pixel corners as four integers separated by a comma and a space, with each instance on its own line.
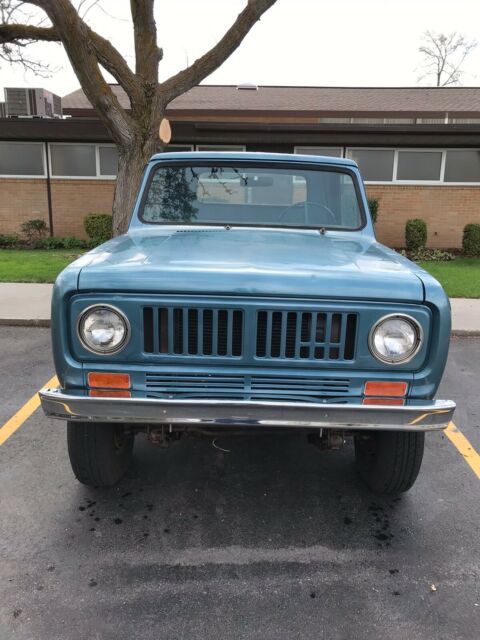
0, 249, 80, 283
419, 258, 480, 298
0, 249, 479, 297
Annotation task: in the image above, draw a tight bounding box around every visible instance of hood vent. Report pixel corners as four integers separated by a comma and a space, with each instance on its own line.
175, 228, 227, 233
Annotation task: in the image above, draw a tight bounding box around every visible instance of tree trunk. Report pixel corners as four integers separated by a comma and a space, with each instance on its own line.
113, 145, 148, 236
112, 141, 154, 235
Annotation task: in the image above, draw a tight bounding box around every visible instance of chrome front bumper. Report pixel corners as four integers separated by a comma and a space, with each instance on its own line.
39, 388, 455, 432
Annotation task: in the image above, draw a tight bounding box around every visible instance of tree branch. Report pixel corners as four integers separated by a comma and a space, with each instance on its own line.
0, 6, 142, 108
159, 0, 276, 103
27, 0, 136, 145
130, 0, 162, 83
418, 30, 477, 87
86, 26, 142, 106
0, 22, 58, 42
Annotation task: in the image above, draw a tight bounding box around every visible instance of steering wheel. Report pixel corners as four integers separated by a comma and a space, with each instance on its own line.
276, 200, 337, 226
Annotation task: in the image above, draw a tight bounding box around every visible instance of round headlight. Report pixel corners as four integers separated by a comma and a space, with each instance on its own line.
369, 315, 422, 364
78, 305, 129, 354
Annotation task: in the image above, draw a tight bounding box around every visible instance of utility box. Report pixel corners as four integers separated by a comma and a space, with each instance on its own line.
5, 87, 62, 118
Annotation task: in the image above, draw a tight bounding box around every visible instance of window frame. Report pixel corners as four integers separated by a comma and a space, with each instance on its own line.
138, 159, 367, 232
394, 148, 444, 184
48, 142, 118, 180
97, 144, 119, 178
0, 141, 47, 179
195, 144, 247, 152
346, 146, 480, 186
442, 148, 480, 184
294, 145, 344, 158
165, 144, 195, 152
346, 147, 396, 184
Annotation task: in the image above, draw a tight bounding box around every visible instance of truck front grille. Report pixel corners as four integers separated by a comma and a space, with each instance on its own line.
145, 372, 352, 402
256, 310, 357, 361
142, 304, 357, 363
143, 306, 244, 357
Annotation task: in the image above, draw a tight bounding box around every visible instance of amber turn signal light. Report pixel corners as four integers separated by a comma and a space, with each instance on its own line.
89, 389, 131, 398
87, 372, 131, 389
364, 381, 408, 397
363, 397, 405, 406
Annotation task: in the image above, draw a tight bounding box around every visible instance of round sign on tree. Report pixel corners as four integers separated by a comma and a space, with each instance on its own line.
159, 118, 172, 144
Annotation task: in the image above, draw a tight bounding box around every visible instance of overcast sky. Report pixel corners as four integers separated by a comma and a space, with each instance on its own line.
1, 0, 480, 98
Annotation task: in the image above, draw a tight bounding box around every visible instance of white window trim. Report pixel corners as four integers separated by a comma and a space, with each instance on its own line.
195, 144, 246, 151
394, 148, 444, 184
0, 141, 47, 179
48, 142, 118, 180
166, 144, 194, 151
347, 146, 480, 186
439, 147, 480, 185
97, 144, 119, 179
346, 146, 396, 184
294, 145, 344, 157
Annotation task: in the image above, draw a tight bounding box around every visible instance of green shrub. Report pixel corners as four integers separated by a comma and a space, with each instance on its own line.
21, 218, 49, 243
407, 248, 455, 262
84, 214, 112, 243
367, 198, 379, 225
462, 223, 480, 257
63, 236, 87, 250
35, 236, 66, 250
405, 219, 427, 253
0, 233, 21, 248
82, 237, 103, 250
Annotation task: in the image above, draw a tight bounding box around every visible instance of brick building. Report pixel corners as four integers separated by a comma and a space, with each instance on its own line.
2, 84, 480, 247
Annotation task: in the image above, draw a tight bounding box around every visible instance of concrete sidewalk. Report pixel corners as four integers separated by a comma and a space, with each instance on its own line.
0, 282, 479, 335
0, 283, 52, 326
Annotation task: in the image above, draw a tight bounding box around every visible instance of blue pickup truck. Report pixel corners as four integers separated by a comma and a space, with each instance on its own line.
40, 152, 455, 494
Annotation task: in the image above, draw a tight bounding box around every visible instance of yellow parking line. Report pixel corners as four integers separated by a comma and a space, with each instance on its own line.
1, 379, 480, 485
445, 421, 480, 480
0, 375, 58, 447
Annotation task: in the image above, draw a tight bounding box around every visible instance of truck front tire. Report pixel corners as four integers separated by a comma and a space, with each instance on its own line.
354, 430, 424, 495
67, 422, 134, 487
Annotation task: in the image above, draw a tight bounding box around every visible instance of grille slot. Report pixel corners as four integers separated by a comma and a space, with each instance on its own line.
143, 307, 243, 358
145, 372, 352, 401
256, 310, 357, 361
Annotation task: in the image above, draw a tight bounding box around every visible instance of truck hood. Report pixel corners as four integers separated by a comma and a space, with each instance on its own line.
76, 227, 424, 302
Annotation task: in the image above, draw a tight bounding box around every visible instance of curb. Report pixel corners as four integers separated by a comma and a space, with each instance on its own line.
451, 330, 480, 337
0, 319, 479, 337
0, 319, 50, 327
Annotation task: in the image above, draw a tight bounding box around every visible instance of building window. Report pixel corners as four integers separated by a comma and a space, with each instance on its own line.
196, 145, 246, 152
396, 150, 442, 181
49, 143, 118, 178
294, 146, 343, 157
165, 144, 194, 152
347, 148, 395, 182
50, 143, 96, 177
0, 141, 45, 176
444, 150, 480, 182
98, 145, 118, 176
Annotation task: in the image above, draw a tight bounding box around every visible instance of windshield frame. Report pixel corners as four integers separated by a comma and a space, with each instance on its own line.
138, 159, 368, 232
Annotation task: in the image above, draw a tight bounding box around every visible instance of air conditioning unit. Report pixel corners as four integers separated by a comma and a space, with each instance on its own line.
4, 88, 62, 118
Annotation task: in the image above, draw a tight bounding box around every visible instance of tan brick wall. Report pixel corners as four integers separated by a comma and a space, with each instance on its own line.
0, 179, 49, 235
50, 179, 115, 237
1, 178, 480, 248
367, 185, 480, 249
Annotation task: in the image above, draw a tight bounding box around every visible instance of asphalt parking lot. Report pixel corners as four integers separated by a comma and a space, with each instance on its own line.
0, 326, 479, 640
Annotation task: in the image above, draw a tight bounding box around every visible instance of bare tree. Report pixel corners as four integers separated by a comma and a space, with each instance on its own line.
0, 0, 277, 234
418, 30, 477, 87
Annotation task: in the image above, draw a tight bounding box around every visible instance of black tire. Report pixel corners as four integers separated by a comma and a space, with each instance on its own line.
354, 430, 424, 495
67, 422, 134, 487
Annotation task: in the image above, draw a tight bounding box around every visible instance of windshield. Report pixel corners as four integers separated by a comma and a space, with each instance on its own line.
141, 163, 364, 230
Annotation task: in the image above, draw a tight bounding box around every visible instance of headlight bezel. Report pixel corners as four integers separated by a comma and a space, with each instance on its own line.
77, 304, 130, 355
368, 313, 423, 365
